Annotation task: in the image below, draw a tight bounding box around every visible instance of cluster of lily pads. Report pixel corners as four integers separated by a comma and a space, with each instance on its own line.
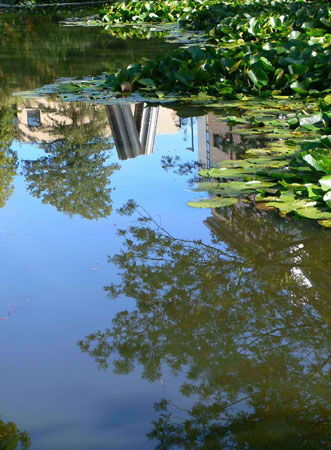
40, 31, 330, 102
101, 23, 203, 45
189, 96, 331, 227
42, 0, 331, 100
101, 0, 331, 49
103, 0, 331, 43
100, 25, 167, 40
103, 0, 192, 24
179, 0, 331, 36
107, 32, 331, 97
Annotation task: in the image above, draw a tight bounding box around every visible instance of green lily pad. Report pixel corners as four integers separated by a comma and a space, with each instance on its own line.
319, 175, 331, 191
295, 207, 331, 220
318, 219, 331, 228
206, 167, 257, 178
255, 195, 281, 202
193, 182, 224, 192
213, 160, 252, 169
266, 199, 317, 214
323, 190, 331, 209
218, 180, 276, 194
187, 197, 238, 209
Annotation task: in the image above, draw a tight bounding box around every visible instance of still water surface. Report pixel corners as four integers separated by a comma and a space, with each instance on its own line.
0, 18, 330, 449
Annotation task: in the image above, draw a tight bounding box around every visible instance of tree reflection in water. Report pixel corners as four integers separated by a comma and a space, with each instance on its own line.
0, 103, 18, 209
22, 103, 119, 220
0, 416, 30, 449
79, 201, 330, 449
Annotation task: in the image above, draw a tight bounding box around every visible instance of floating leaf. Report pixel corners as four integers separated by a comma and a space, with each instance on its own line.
248, 68, 269, 87
266, 199, 317, 214
290, 81, 309, 95
138, 78, 158, 89
318, 219, 331, 228
323, 190, 331, 208
296, 207, 331, 220
187, 197, 238, 209
319, 175, 331, 191
299, 113, 322, 126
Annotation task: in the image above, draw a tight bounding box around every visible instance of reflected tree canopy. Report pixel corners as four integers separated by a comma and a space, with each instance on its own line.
0, 103, 18, 208
0, 416, 30, 450
22, 103, 119, 220
79, 201, 330, 449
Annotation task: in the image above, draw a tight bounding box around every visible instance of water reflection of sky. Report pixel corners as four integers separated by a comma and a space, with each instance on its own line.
0, 109, 207, 449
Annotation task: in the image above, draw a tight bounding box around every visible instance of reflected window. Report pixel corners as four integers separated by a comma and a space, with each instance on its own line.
27, 110, 41, 128
213, 134, 223, 150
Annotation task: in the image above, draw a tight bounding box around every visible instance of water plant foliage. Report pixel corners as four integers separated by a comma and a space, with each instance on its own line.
99, 0, 330, 98
26, 0, 331, 101
190, 96, 331, 226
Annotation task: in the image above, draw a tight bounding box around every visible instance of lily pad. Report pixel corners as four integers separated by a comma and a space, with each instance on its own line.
319, 175, 331, 191
187, 197, 238, 208
266, 199, 317, 214
295, 207, 331, 220
318, 219, 331, 228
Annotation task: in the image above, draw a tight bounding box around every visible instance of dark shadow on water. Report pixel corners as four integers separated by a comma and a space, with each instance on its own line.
0, 17, 178, 99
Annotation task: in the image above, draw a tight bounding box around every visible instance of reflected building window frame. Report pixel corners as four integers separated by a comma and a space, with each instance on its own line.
27, 109, 41, 128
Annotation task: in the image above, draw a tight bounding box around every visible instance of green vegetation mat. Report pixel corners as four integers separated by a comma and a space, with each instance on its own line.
190, 96, 331, 227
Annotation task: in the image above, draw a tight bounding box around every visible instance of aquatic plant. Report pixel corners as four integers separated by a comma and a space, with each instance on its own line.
101, 0, 331, 57
189, 96, 331, 227
181, 0, 331, 37
24, 0, 331, 101
104, 32, 330, 97
98, 22, 202, 45
29, 30, 330, 103
103, 0, 198, 24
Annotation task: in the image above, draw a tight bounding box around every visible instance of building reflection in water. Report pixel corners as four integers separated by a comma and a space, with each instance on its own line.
106, 103, 159, 160
198, 114, 245, 169
17, 99, 179, 160
16, 98, 260, 166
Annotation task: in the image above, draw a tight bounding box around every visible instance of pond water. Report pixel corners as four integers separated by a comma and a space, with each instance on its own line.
0, 18, 330, 450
